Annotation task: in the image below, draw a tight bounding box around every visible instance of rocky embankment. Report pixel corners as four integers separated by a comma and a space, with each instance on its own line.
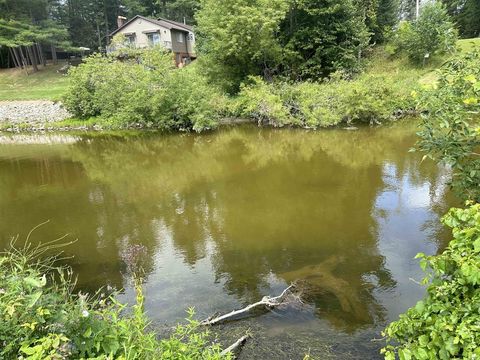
0, 101, 71, 131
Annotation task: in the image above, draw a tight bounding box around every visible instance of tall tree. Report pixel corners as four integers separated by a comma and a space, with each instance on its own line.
442, 0, 480, 38
157, 0, 200, 23
354, 0, 400, 43
280, 0, 371, 80
0, 0, 71, 70
196, 0, 289, 92
376, 0, 400, 41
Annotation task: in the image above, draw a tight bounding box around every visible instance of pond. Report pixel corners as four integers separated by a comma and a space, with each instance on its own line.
0, 122, 453, 359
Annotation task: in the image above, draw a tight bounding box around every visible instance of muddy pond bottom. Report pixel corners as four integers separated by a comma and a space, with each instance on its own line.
0, 122, 453, 359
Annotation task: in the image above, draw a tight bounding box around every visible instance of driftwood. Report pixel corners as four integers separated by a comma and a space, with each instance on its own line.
201, 285, 295, 326
220, 334, 251, 358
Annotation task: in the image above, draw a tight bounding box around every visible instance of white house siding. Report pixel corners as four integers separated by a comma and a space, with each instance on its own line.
116, 18, 172, 49
111, 16, 197, 66
185, 32, 195, 57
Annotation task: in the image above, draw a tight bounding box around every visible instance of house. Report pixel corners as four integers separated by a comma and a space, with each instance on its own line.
109, 15, 196, 67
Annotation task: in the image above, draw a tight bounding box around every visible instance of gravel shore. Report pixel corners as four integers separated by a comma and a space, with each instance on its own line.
0, 101, 71, 126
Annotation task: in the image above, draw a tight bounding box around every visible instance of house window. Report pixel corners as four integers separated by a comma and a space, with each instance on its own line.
147, 32, 161, 46
186, 33, 194, 42
176, 32, 184, 43
125, 34, 136, 46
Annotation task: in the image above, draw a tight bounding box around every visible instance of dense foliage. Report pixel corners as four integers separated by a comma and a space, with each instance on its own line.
195, 0, 288, 92
278, 0, 370, 80
64, 46, 429, 131
234, 72, 416, 128
195, 0, 403, 90
0, 242, 228, 359
416, 50, 480, 202
382, 204, 480, 360
441, 0, 480, 39
63, 47, 222, 132
383, 48, 480, 360
391, 2, 457, 64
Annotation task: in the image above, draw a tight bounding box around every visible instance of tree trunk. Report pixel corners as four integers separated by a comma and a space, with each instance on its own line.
37, 43, 46, 66
96, 19, 102, 50
103, 0, 110, 48
32, 43, 41, 66
13, 47, 23, 68
51, 44, 58, 65
25, 46, 32, 66
9, 47, 20, 68
19, 47, 29, 73
27, 46, 39, 72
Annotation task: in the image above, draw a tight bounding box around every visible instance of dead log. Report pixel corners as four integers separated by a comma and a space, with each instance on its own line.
201, 285, 295, 326
221, 334, 251, 359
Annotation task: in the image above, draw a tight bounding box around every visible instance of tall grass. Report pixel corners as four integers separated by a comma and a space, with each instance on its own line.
0, 232, 228, 359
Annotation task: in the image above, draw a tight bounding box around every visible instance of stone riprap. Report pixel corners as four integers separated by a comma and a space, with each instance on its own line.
0, 101, 71, 125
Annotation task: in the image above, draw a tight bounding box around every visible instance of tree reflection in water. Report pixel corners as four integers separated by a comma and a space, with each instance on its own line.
0, 122, 452, 357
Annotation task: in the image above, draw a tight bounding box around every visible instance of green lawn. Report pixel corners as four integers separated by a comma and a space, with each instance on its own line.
419, 37, 480, 86
457, 37, 480, 53
0, 63, 68, 101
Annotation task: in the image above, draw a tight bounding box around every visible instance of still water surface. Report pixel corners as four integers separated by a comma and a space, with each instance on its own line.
0, 122, 453, 359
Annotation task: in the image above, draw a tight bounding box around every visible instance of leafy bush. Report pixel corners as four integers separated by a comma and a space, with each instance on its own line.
382, 203, 480, 360
391, 2, 457, 64
416, 50, 480, 202
63, 49, 223, 132
235, 77, 292, 126
234, 70, 417, 128
151, 63, 220, 132
0, 241, 228, 359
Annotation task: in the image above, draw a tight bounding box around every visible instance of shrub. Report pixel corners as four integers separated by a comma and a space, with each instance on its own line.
0, 241, 228, 359
234, 70, 417, 128
391, 2, 458, 64
382, 203, 480, 360
235, 77, 292, 126
63, 49, 224, 132
151, 63, 220, 132
416, 50, 480, 202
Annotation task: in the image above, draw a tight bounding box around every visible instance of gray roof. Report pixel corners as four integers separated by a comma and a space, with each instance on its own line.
110, 15, 193, 37
158, 17, 194, 32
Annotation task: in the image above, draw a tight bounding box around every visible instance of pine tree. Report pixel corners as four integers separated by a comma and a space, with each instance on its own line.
280, 0, 371, 80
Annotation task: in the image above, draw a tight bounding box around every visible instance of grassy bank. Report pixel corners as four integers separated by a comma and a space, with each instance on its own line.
0, 38, 479, 130
0, 63, 68, 101
457, 37, 480, 53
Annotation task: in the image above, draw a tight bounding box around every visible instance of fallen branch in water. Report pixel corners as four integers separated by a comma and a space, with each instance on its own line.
201, 285, 295, 326
220, 333, 251, 358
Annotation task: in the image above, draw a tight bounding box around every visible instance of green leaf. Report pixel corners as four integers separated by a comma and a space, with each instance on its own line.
415, 300, 425, 313
473, 238, 480, 252
384, 351, 395, 360
23, 277, 43, 288
20, 345, 37, 355
416, 347, 429, 360
399, 348, 412, 360
418, 335, 429, 347
83, 327, 92, 338
27, 291, 43, 308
